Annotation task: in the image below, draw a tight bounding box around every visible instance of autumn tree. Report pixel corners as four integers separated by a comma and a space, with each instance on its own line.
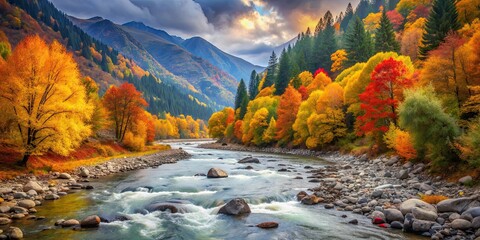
262, 117, 277, 144
399, 87, 460, 166
242, 96, 278, 144
0, 35, 93, 166
83, 77, 108, 134
331, 49, 348, 73
376, 10, 400, 53
456, 0, 480, 24
208, 107, 234, 138
401, 18, 426, 62
419, 0, 461, 59
357, 58, 414, 136
103, 83, 148, 142
276, 86, 302, 146
293, 90, 323, 146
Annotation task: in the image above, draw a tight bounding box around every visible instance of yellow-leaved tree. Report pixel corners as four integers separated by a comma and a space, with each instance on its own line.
0, 35, 93, 166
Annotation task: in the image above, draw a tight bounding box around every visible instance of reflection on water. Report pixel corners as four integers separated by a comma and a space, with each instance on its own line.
19, 141, 421, 240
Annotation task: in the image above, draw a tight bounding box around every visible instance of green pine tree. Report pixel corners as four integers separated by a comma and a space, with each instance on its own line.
312, 11, 338, 73
234, 79, 249, 120
375, 10, 400, 53
340, 3, 354, 31
248, 70, 259, 100
275, 49, 291, 95
419, 0, 461, 59
264, 51, 278, 88
344, 16, 374, 67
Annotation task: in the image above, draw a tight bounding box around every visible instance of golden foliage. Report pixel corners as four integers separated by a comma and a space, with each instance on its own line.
331, 49, 348, 73
0, 35, 93, 165
420, 194, 448, 204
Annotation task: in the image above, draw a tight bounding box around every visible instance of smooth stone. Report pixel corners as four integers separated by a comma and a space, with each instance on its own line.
412, 207, 438, 221
61, 219, 80, 227
238, 157, 260, 164
11, 206, 28, 214
450, 213, 461, 221
80, 215, 100, 228
58, 173, 72, 179
207, 168, 228, 178
6, 227, 22, 239
348, 219, 358, 225
0, 218, 12, 225
44, 194, 59, 200
437, 195, 480, 213
23, 181, 44, 193
0, 188, 12, 194
18, 200, 35, 209
218, 198, 251, 216
0, 206, 10, 214
451, 219, 472, 230
256, 222, 278, 229
463, 207, 480, 218
391, 221, 403, 229
412, 219, 434, 233
472, 216, 480, 229
400, 199, 436, 215
296, 191, 308, 201
459, 176, 473, 185
371, 190, 383, 198
384, 208, 404, 223
371, 211, 386, 224
79, 167, 90, 178
301, 195, 323, 205
26, 190, 37, 196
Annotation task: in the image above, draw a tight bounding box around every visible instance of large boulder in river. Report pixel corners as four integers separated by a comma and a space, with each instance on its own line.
400, 199, 436, 215
23, 181, 44, 193
238, 157, 260, 164
412, 207, 437, 221
218, 198, 251, 216
207, 168, 228, 178
80, 215, 100, 228
437, 196, 480, 213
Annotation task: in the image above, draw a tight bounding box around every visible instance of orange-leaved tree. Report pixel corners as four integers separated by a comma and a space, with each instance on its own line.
357, 57, 415, 136
0, 35, 93, 166
103, 83, 148, 142
276, 86, 302, 146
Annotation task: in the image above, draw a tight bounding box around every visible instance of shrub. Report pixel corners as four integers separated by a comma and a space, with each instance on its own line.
420, 194, 448, 204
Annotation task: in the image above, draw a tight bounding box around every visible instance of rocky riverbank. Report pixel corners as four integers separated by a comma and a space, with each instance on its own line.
201, 142, 480, 240
0, 148, 191, 239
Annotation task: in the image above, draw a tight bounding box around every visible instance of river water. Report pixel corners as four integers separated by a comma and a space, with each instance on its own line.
20, 141, 420, 240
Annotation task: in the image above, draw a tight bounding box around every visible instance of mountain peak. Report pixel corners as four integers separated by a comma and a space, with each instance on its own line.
88, 16, 104, 21
122, 21, 147, 28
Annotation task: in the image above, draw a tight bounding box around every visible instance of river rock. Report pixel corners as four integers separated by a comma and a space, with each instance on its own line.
301, 195, 323, 205
61, 219, 80, 227
391, 221, 403, 229
256, 222, 278, 228
147, 203, 178, 213
400, 199, 436, 215
371, 211, 386, 224
80, 215, 100, 228
6, 227, 22, 239
397, 170, 409, 180
296, 191, 308, 201
348, 219, 358, 225
0, 206, 10, 213
218, 198, 251, 216
79, 167, 90, 178
384, 208, 404, 223
23, 181, 44, 193
17, 200, 35, 209
437, 196, 480, 213
412, 219, 434, 233
0, 188, 12, 194
371, 190, 383, 199
463, 207, 480, 218
26, 190, 37, 196
11, 206, 28, 214
451, 218, 472, 230
207, 168, 228, 178
471, 216, 480, 229
13, 192, 27, 199
44, 194, 60, 200
0, 218, 11, 225
412, 207, 438, 221
238, 157, 260, 164
459, 176, 473, 185
58, 173, 72, 179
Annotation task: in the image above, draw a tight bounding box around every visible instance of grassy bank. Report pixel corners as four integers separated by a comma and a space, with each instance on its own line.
0, 141, 170, 179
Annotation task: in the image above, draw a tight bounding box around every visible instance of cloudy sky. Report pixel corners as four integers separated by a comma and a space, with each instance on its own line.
50, 0, 359, 66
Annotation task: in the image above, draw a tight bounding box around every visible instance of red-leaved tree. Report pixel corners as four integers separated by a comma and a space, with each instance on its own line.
357, 58, 414, 136
103, 83, 148, 142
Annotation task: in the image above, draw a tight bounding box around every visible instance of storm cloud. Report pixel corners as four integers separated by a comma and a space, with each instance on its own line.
49, 0, 358, 65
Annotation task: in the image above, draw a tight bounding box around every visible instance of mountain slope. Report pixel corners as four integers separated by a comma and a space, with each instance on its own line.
5, 0, 214, 119
181, 36, 265, 82
120, 23, 237, 106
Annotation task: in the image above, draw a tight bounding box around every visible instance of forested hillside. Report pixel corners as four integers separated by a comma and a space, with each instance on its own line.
210, 0, 480, 173
5, 0, 214, 119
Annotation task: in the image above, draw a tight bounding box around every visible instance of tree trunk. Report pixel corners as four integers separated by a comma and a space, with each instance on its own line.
17, 154, 30, 167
